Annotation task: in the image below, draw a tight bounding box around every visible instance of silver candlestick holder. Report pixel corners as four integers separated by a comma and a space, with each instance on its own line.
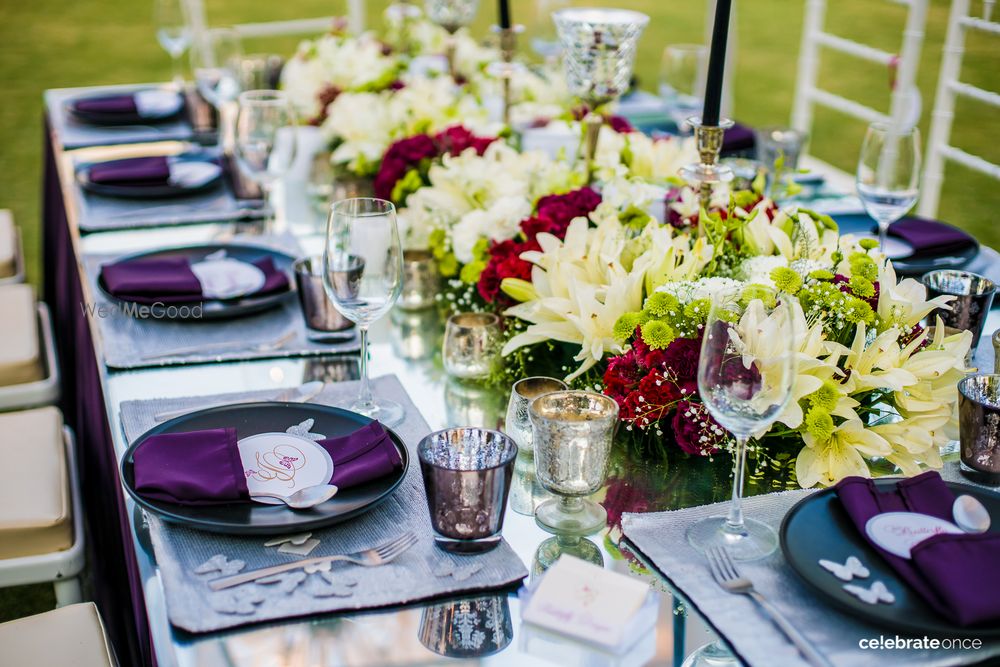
488, 25, 525, 127
679, 116, 734, 222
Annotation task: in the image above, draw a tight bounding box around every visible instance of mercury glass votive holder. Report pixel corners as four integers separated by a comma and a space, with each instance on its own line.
958, 374, 1000, 486
922, 270, 996, 352
443, 312, 501, 380
398, 249, 440, 311
993, 328, 1000, 373
418, 427, 518, 553
504, 376, 568, 455
529, 391, 619, 536
418, 594, 513, 658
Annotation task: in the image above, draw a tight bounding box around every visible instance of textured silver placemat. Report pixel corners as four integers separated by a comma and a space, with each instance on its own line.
120, 375, 528, 633
82, 248, 359, 369
622, 473, 1000, 667
46, 84, 195, 150
70, 147, 267, 233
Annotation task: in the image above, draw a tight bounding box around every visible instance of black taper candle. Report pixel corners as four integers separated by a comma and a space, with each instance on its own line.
498, 0, 511, 30
701, 0, 732, 127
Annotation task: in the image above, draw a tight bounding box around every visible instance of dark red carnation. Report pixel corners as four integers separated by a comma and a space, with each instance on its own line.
535, 187, 602, 227
635, 371, 682, 421
373, 134, 439, 200
672, 400, 724, 456
602, 477, 651, 530
603, 347, 643, 403
608, 115, 635, 133
435, 125, 497, 156
658, 337, 702, 395
476, 238, 539, 304
310, 84, 343, 125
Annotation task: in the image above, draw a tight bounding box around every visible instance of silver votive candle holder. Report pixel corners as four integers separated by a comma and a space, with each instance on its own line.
922, 270, 996, 352
417, 427, 518, 553
399, 249, 440, 311
958, 374, 1000, 486
529, 390, 619, 536
992, 328, 1000, 374
293, 256, 355, 333
504, 376, 568, 455
443, 312, 501, 380
418, 594, 513, 658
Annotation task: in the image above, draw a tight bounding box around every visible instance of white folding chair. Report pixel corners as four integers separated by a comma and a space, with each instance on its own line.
919, 0, 1000, 218
792, 0, 929, 180
182, 0, 366, 50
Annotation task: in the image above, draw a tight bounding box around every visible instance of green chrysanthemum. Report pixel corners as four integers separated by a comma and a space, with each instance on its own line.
848, 275, 875, 298
741, 284, 777, 308
808, 269, 835, 281
643, 291, 680, 317
683, 298, 711, 324
858, 238, 879, 251
848, 252, 878, 281
640, 320, 676, 350
804, 407, 835, 442
771, 266, 803, 294
807, 380, 842, 412
613, 311, 647, 342
844, 297, 875, 325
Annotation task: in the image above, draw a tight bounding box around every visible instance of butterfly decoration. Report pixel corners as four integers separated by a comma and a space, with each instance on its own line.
264, 533, 313, 548
256, 571, 308, 595
278, 455, 300, 470
309, 573, 359, 598
843, 580, 896, 605
432, 558, 483, 582
818, 556, 870, 582
286, 418, 325, 441
194, 554, 246, 577
210, 586, 265, 615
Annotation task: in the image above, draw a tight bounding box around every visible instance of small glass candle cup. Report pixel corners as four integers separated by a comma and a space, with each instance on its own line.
755, 126, 808, 171
958, 374, 1000, 486
418, 594, 513, 658
293, 257, 355, 333
399, 249, 440, 311
443, 312, 501, 380
922, 270, 996, 353
529, 390, 618, 536
504, 376, 568, 455
418, 427, 518, 553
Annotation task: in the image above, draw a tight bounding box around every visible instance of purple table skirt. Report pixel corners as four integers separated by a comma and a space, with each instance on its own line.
43, 121, 153, 667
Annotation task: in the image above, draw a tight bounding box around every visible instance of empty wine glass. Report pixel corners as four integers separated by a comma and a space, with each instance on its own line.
154, 0, 192, 89
659, 43, 707, 129
856, 122, 921, 254
323, 198, 405, 425
528, 0, 570, 63
191, 28, 242, 108
234, 90, 297, 226
687, 289, 797, 560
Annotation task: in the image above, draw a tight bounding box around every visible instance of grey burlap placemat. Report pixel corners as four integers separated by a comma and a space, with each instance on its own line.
120, 375, 528, 633
622, 473, 1000, 667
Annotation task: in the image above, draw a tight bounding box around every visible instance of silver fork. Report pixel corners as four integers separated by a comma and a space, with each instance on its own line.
140, 330, 296, 361
210, 532, 419, 591
706, 546, 832, 667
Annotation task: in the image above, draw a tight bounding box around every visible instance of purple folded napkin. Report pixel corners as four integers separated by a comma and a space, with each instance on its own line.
835, 471, 1000, 626
132, 422, 403, 506
722, 123, 756, 154
100, 255, 289, 304
887, 217, 977, 258
87, 156, 172, 187
72, 93, 138, 115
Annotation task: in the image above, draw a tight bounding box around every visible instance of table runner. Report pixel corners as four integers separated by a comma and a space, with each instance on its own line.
80, 252, 359, 369
120, 375, 528, 633
622, 467, 1000, 667
70, 148, 267, 233
46, 84, 196, 150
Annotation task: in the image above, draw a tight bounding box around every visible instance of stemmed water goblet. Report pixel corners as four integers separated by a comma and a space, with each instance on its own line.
323, 198, 405, 426
856, 122, 921, 255
234, 90, 297, 229
687, 289, 797, 560
424, 0, 481, 78
190, 28, 242, 109
154, 0, 192, 90
659, 43, 707, 130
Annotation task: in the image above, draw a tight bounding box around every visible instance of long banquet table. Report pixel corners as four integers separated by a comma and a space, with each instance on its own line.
41, 87, 1000, 667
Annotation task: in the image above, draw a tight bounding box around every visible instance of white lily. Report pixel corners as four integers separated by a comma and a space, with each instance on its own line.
796, 419, 892, 487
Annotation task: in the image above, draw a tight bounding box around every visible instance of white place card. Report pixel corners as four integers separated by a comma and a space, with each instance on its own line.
522, 556, 652, 649
864, 511, 963, 559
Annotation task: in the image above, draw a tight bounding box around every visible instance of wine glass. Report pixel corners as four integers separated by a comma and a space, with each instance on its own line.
856, 122, 921, 254
527, 0, 570, 63
154, 0, 192, 90
323, 198, 405, 425
659, 43, 707, 130
191, 28, 242, 108
687, 289, 797, 560
234, 90, 297, 226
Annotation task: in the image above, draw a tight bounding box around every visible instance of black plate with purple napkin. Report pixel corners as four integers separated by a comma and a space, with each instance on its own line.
76, 152, 223, 199
780, 475, 1000, 637
834, 214, 980, 275
121, 402, 409, 535
67, 88, 185, 125
97, 243, 294, 320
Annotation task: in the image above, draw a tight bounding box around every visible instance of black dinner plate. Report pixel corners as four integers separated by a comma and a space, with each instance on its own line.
121, 402, 410, 535
780, 478, 1000, 638
96, 243, 295, 321
833, 214, 980, 275
66, 89, 184, 125
76, 152, 223, 199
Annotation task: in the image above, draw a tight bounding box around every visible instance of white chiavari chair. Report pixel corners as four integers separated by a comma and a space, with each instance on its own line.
919, 0, 1000, 218
791, 0, 929, 186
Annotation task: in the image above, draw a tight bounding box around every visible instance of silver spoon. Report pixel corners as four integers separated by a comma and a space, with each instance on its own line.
251, 484, 339, 510
952, 495, 991, 534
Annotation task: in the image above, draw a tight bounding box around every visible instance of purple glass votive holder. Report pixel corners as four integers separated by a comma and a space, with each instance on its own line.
958, 374, 1000, 486
418, 427, 518, 554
